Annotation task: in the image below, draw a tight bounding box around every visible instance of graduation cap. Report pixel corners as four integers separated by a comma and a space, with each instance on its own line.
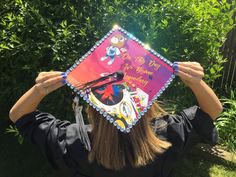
65, 25, 175, 136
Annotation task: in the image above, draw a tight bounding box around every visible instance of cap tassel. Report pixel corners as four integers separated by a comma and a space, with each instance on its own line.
73, 96, 91, 151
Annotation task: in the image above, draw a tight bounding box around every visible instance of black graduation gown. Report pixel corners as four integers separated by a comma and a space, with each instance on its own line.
15, 105, 218, 177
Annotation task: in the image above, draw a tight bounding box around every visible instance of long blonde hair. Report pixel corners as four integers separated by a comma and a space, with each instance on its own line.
87, 102, 171, 170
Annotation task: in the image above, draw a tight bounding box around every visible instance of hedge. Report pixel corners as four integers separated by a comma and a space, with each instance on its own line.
0, 0, 234, 120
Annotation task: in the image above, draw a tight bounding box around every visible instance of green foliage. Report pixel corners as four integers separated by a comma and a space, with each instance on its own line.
216, 90, 236, 152
0, 0, 234, 122
5, 125, 24, 144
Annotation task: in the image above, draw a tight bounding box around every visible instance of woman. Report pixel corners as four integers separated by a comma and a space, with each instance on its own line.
9, 62, 222, 177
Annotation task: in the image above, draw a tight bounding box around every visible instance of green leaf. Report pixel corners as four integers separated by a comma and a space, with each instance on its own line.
210, 67, 215, 74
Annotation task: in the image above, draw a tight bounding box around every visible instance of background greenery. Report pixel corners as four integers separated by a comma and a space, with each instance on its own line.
0, 0, 235, 176
0, 0, 234, 119
216, 90, 236, 151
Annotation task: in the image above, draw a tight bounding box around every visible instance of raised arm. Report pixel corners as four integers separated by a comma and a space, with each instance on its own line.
174, 62, 223, 120
9, 71, 65, 123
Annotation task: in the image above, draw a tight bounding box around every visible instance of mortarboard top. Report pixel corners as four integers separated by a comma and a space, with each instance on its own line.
65, 25, 175, 133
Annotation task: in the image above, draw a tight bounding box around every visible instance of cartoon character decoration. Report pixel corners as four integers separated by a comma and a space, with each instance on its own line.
100, 34, 127, 65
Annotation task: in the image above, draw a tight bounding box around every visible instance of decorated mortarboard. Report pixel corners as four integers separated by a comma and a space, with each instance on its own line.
65, 25, 175, 134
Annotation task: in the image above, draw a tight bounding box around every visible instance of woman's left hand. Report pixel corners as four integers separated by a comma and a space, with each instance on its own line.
173, 61, 204, 87
172, 61, 223, 120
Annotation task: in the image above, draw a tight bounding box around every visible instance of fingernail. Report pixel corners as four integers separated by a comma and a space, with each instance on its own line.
173, 67, 179, 75
173, 61, 178, 65
62, 79, 67, 84
61, 72, 67, 79
173, 64, 179, 71
173, 64, 178, 68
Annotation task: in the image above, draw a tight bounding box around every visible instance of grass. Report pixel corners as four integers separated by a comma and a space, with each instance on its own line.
173, 147, 236, 177
1, 120, 236, 177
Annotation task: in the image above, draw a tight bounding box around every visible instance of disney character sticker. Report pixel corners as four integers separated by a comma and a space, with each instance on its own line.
100, 34, 127, 65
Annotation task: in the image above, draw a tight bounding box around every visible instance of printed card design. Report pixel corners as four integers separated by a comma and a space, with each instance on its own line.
65, 26, 175, 133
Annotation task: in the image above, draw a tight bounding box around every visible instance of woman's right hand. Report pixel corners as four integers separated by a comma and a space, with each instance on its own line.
9, 71, 66, 122
35, 71, 66, 96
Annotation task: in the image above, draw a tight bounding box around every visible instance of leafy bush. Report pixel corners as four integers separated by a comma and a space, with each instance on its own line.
216, 90, 236, 151
0, 0, 234, 121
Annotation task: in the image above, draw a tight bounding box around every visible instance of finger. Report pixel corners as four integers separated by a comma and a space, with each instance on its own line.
45, 81, 65, 93
38, 71, 62, 76
36, 72, 64, 84
178, 65, 204, 78
177, 62, 203, 71
41, 75, 65, 88
175, 70, 201, 82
